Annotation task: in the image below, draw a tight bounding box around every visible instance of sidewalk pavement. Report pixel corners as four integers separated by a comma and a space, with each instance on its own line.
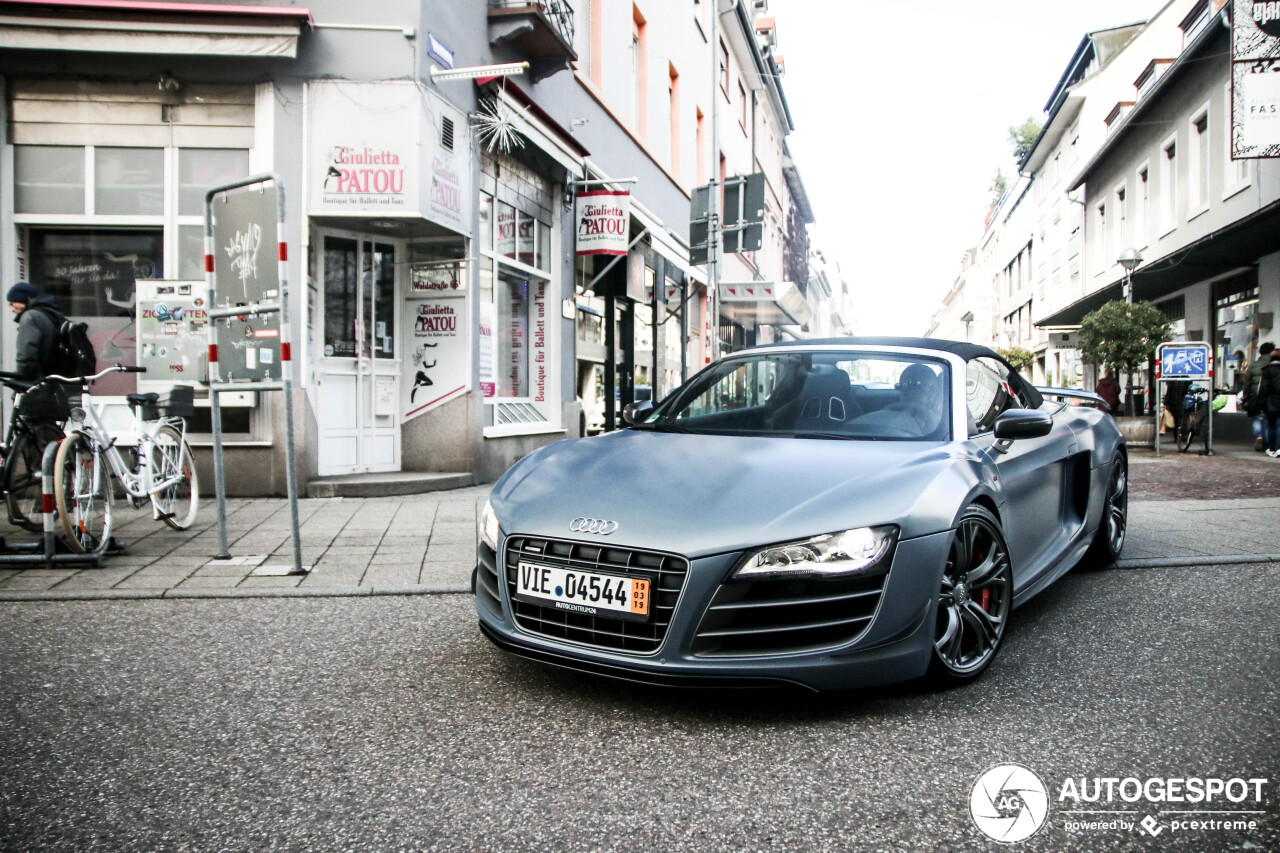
1, 455, 1278, 602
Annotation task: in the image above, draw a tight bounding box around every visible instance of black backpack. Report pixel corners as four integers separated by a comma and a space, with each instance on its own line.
33, 306, 97, 379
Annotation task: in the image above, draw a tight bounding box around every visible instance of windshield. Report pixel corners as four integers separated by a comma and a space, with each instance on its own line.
639, 351, 951, 440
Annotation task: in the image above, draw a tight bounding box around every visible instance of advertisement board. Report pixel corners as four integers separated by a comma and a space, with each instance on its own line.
135, 280, 210, 390
210, 181, 282, 382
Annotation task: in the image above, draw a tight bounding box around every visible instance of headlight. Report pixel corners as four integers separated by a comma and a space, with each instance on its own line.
734, 525, 898, 580
480, 499, 500, 551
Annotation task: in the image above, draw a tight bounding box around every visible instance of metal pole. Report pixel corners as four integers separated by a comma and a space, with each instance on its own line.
276, 200, 304, 574
205, 189, 231, 559
708, 0, 721, 364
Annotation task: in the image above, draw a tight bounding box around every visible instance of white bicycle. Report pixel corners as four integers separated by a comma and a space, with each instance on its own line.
52, 364, 200, 554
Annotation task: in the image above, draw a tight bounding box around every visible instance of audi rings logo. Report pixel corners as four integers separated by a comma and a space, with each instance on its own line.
570, 517, 619, 535
970, 763, 1049, 843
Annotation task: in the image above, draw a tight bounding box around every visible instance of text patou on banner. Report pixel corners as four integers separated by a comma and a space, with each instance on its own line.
575, 190, 630, 256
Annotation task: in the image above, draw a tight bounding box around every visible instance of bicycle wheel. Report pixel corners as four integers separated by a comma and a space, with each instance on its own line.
54, 431, 112, 554
4, 422, 63, 531
148, 424, 199, 529
1178, 411, 1199, 453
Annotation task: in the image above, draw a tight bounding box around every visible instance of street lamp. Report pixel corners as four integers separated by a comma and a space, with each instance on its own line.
1117, 247, 1142, 303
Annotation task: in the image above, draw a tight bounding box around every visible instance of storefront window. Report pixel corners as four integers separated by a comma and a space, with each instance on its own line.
497, 271, 531, 398
324, 236, 359, 358
478, 192, 493, 254
368, 244, 396, 360
517, 213, 535, 266
478, 153, 559, 429
496, 201, 517, 261
94, 148, 163, 215
178, 149, 250, 215
15, 146, 84, 214
177, 225, 204, 280
26, 228, 162, 317
536, 217, 551, 270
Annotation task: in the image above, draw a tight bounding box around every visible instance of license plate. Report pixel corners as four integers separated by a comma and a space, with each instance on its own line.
515, 561, 651, 621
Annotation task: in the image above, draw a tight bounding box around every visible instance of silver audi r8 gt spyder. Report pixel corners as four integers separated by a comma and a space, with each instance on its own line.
474, 338, 1128, 692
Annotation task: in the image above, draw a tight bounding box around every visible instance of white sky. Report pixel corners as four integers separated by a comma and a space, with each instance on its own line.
769, 0, 1169, 336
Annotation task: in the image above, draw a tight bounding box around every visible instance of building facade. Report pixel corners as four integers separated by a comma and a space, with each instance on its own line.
2, 0, 832, 494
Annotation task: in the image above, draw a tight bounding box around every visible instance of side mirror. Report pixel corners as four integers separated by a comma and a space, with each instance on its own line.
993, 408, 1053, 441
622, 400, 654, 425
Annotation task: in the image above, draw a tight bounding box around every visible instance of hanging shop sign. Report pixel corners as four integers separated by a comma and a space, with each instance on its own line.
307, 80, 471, 233
411, 261, 466, 295
403, 298, 468, 419
1232, 0, 1280, 157
575, 190, 630, 256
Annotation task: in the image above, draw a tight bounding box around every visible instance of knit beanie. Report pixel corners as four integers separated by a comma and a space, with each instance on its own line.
6, 282, 38, 305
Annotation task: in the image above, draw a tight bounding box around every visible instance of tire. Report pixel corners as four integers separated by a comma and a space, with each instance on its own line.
148, 424, 199, 529
1083, 455, 1128, 567
54, 431, 112, 554
927, 505, 1013, 687
4, 422, 63, 532
1178, 411, 1199, 452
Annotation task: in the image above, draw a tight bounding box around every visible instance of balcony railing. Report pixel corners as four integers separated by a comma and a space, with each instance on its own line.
488, 0, 576, 64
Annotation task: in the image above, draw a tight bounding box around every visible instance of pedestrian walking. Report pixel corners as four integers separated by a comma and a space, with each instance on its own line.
1259, 347, 1280, 457
1095, 368, 1122, 414
7, 281, 62, 381
1242, 341, 1275, 452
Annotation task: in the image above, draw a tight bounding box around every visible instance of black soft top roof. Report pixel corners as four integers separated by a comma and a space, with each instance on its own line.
744, 336, 1043, 408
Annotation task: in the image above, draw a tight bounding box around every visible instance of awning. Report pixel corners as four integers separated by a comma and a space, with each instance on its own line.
0, 0, 313, 57
718, 281, 811, 327
1038, 197, 1280, 327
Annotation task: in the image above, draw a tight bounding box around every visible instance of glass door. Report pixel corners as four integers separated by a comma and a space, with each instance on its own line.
317, 233, 401, 475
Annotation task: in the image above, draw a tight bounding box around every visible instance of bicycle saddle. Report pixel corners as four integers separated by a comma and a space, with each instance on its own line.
126, 392, 160, 407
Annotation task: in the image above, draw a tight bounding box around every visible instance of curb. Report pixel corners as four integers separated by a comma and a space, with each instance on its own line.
0, 583, 472, 603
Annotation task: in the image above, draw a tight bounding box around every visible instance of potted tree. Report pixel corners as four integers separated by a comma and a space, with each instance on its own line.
1077, 300, 1171, 446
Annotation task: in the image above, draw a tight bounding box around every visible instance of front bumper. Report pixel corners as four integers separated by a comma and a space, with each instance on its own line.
473, 530, 952, 693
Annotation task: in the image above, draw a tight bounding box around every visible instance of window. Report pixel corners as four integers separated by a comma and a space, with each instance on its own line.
477, 161, 558, 429
1115, 186, 1127, 256
1224, 82, 1250, 193
14, 146, 84, 214
1095, 202, 1108, 271
720, 39, 730, 94
1136, 164, 1150, 248
94, 148, 162, 215
738, 80, 748, 130
13, 143, 249, 396
1160, 134, 1178, 233
669, 63, 681, 177
1189, 107, 1210, 216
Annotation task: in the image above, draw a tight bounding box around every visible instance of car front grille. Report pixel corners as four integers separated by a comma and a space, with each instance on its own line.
691, 570, 888, 656
503, 535, 689, 654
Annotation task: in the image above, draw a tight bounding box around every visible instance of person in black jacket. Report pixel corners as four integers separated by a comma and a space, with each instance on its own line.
7, 281, 62, 381
1260, 348, 1280, 457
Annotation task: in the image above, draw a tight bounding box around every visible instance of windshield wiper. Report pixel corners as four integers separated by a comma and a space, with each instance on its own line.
790, 431, 858, 441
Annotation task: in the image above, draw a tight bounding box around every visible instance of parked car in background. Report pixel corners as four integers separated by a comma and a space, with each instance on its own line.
475, 338, 1127, 692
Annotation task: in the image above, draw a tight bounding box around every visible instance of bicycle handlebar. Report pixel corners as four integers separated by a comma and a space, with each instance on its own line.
44, 363, 147, 384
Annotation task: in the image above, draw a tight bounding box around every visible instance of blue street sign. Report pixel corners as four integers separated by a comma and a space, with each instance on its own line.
1159, 343, 1211, 380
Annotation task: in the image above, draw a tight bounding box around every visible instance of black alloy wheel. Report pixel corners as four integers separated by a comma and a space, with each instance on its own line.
1084, 456, 1128, 566
929, 505, 1012, 686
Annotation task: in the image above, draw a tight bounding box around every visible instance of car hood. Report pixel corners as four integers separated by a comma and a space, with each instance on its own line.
492, 430, 968, 558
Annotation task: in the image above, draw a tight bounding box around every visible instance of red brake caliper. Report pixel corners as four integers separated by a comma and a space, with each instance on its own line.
975, 550, 991, 611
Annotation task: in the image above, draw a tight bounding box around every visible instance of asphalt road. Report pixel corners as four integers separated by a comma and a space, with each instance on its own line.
1, 563, 1277, 852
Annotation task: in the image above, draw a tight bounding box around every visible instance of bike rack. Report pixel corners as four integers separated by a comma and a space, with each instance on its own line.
0, 441, 125, 568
